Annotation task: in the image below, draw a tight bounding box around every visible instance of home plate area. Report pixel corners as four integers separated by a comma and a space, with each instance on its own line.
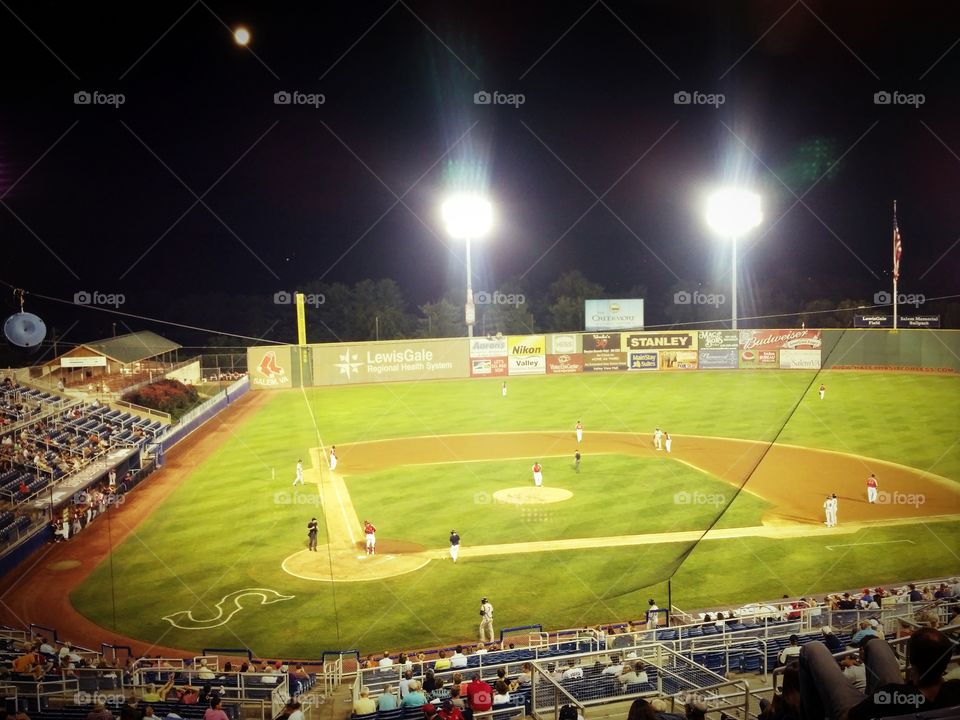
492, 486, 573, 504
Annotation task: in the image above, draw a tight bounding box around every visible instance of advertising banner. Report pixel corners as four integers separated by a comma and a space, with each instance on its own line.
470, 357, 508, 377
739, 329, 821, 369
549, 333, 581, 354
698, 348, 738, 369
779, 349, 822, 369
547, 354, 584, 374
623, 331, 698, 351
627, 351, 658, 370
60, 355, 107, 368
507, 335, 546, 376
584, 299, 644, 331
312, 339, 468, 385
698, 329, 739, 349
469, 337, 508, 357
249, 346, 294, 389
509, 355, 547, 375
660, 350, 699, 370
583, 332, 627, 372
853, 315, 941, 328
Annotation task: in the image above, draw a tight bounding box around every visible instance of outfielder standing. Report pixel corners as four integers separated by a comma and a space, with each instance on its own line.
449, 530, 460, 563
502, 381, 507, 397
654, 427, 663, 450
532, 461, 543, 487
293, 458, 304, 486
819, 383, 826, 400
575, 420, 583, 444
363, 519, 376, 555
329, 445, 338, 471
866, 474, 878, 504
823, 495, 832, 526
828, 494, 839, 527
479, 597, 494, 642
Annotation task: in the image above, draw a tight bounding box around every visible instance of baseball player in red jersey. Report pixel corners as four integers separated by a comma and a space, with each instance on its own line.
866, 473, 878, 503
532, 462, 543, 487
363, 519, 376, 555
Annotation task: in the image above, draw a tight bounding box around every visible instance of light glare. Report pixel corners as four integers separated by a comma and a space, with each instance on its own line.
233, 27, 251, 46
441, 194, 493, 240
705, 188, 762, 238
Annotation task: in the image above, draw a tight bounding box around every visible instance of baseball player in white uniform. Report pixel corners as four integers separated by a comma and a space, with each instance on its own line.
502, 381, 507, 397
449, 530, 460, 563
575, 420, 583, 444
654, 428, 663, 450
823, 495, 831, 526
329, 445, 338, 471
532, 461, 543, 487
819, 383, 826, 400
363, 519, 376, 555
664, 433, 672, 454
479, 597, 494, 642
293, 458, 304, 486
828, 494, 838, 527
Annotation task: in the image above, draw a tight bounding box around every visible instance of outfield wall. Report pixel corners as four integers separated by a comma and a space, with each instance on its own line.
247, 329, 959, 389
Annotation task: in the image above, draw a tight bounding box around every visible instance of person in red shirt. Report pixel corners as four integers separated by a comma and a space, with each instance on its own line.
439, 699, 464, 720
866, 474, 879, 504
532, 462, 543, 487
466, 673, 493, 711
364, 520, 377, 555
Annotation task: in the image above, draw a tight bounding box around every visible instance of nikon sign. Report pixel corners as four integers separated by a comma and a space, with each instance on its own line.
584, 299, 644, 331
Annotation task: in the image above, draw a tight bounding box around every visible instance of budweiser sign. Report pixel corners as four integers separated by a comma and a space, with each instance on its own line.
740, 329, 821, 351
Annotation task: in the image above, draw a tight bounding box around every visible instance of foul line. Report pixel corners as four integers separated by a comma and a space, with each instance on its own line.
825, 539, 916, 551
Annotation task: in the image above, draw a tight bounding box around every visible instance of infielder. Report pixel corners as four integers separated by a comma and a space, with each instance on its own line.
532, 461, 543, 487
664, 432, 672, 454
819, 383, 826, 400
866, 474, 878, 503
654, 427, 663, 450
479, 597, 494, 642
449, 530, 460, 563
828, 494, 839, 527
575, 420, 583, 444
574, 449, 581, 473
823, 495, 832, 526
363, 519, 376, 555
293, 458, 304, 486
329, 445, 338, 471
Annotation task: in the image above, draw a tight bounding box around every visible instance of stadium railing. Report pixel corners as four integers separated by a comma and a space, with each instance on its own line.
528, 663, 584, 720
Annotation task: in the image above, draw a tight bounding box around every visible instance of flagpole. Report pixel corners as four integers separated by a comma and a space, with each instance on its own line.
892, 200, 898, 331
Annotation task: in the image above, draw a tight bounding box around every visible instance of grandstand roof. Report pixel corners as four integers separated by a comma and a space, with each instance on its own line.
79, 331, 181, 365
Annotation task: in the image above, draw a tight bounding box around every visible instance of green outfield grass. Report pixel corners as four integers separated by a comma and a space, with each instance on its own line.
70, 371, 960, 656
346, 455, 771, 545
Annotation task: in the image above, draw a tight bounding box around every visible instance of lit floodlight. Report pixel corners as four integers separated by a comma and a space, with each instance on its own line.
441, 194, 494, 241
705, 188, 762, 238
233, 27, 251, 46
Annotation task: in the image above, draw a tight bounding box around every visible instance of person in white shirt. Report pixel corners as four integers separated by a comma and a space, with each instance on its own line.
492, 681, 511, 705
601, 657, 624, 676
646, 599, 660, 629
378, 652, 394, 668
399, 671, 413, 698
779, 635, 801, 665
449, 646, 467, 669
840, 656, 866, 691
479, 598, 494, 642
561, 661, 584, 680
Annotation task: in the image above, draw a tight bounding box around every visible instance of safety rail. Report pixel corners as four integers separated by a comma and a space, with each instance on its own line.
4, 677, 79, 713
529, 663, 585, 720
661, 678, 758, 720
99, 643, 132, 665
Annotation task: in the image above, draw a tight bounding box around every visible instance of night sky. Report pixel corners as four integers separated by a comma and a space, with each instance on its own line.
3, 1, 959, 346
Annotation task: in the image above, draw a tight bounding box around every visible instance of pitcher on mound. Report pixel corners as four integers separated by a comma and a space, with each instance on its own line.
532, 461, 543, 487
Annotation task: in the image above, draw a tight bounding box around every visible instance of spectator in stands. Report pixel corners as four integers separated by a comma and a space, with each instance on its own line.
401, 681, 427, 708
197, 659, 215, 680
561, 659, 583, 680
434, 650, 451, 671
466, 673, 493, 712
176, 685, 199, 704
758, 661, 799, 720
837, 593, 857, 610
820, 626, 844, 654
431, 677, 450, 702
142, 681, 171, 703
934, 583, 952, 599
684, 697, 708, 720
354, 687, 377, 715
601, 656, 623, 677
282, 701, 304, 720
908, 583, 923, 602
492, 681, 511, 705
447, 686, 465, 711
377, 686, 398, 711
363, 655, 378, 669
399, 670, 414, 698
423, 705, 439, 720
397, 653, 413, 672
516, 663, 533, 685
119, 696, 140, 720
142, 706, 161, 720
800, 626, 960, 719
618, 662, 648, 688
379, 651, 394, 668
849, 620, 879, 647
449, 645, 467, 669
86, 702, 113, 720
439, 699, 464, 720
626, 698, 658, 720
778, 635, 801, 665
840, 655, 866, 691
423, 669, 438, 693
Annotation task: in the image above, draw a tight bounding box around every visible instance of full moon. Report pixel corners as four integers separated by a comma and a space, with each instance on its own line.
233, 27, 251, 46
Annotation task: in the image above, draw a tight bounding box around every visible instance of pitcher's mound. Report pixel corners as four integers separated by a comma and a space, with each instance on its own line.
282, 543, 431, 582
493, 487, 573, 505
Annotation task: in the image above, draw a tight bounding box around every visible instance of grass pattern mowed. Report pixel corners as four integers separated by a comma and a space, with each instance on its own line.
70, 371, 960, 655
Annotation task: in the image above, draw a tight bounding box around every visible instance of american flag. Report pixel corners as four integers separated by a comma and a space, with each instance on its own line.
893, 210, 902, 281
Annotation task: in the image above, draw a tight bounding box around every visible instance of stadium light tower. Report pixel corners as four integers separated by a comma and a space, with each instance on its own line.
705, 188, 762, 330
441, 193, 494, 338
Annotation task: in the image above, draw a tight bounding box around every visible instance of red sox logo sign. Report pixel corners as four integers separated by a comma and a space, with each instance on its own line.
254, 351, 290, 386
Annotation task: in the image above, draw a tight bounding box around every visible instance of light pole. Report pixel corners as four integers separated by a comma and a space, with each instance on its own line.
705, 188, 762, 330
441, 193, 493, 338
